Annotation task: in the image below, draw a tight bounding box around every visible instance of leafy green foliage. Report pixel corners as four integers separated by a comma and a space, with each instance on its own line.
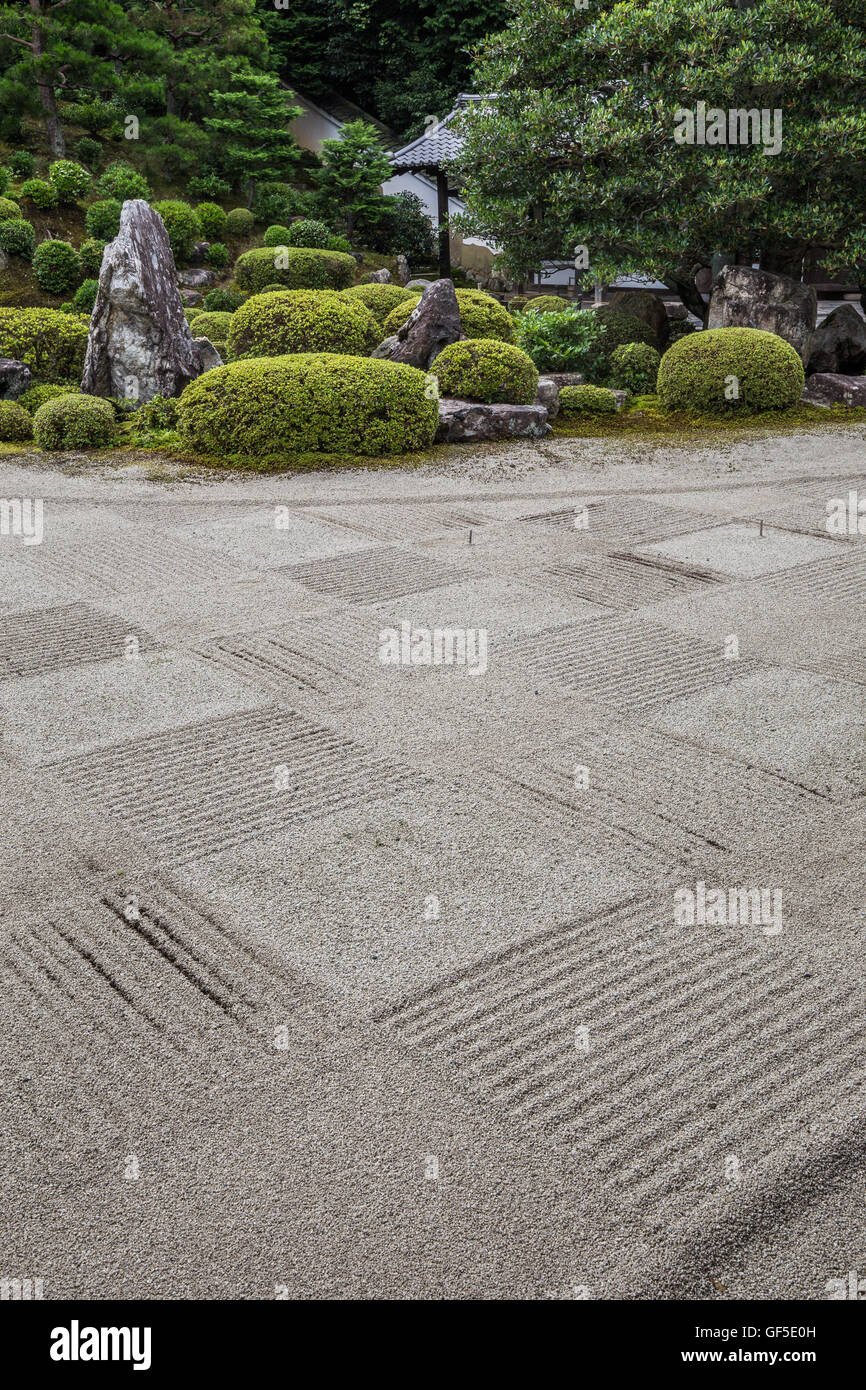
656, 327, 804, 412
203, 287, 246, 313
18, 382, 79, 414
342, 283, 417, 331
188, 311, 233, 343
33, 392, 117, 449
514, 305, 604, 371
591, 309, 657, 372
263, 225, 292, 248
8, 151, 35, 178
524, 296, 568, 315
75, 137, 103, 171
96, 159, 150, 201
72, 279, 99, 314
0, 197, 21, 220
234, 246, 356, 293
78, 239, 106, 277
283, 220, 332, 249
227, 290, 379, 360
432, 339, 539, 404
225, 207, 255, 239
20, 179, 58, 210
176, 353, 439, 456
206, 242, 228, 268
33, 240, 80, 294
194, 203, 227, 240
312, 122, 392, 241
357, 192, 436, 262
203, 69, 301, 204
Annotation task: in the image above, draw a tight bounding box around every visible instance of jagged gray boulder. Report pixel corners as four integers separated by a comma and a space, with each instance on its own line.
707, 265, 817, 364
81, 199, 210, 404
0, 359, 31, 400
807, 305, 866, 376
373, 277, 462, 370
193, 337, 223, 372
436, 399, 550, 442
365, 268, 391, 284
177, 267, 215, 289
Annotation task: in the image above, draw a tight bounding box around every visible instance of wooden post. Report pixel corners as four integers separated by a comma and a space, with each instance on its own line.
436, 169, 451, 280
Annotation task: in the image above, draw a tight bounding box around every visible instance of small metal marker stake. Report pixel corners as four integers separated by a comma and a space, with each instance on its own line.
759, 520, 764, 537
468, 528, 473, 545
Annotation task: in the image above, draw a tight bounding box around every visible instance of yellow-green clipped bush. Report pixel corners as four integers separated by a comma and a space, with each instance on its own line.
176, 354, 438, 457
0, 400, 33, 441
524, 295, 568, 314
188, 311, 233, 343
234, 246, 356, 293
0, 308, 89, 380
559, 384, 618, 414
18, 382, 79, 414
656, 327, 805, 413
383, 287, 516, 342
341, 283, 416, 331
33, 394, 117, 449
227, 290, 378, 360
431, 339, 539, 404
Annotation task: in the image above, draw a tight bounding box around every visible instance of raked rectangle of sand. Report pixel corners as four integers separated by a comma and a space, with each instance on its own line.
1, 425, 864, 1299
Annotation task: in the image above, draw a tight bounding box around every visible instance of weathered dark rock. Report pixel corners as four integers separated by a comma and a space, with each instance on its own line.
177, 267, 215, 289
535, 377, 559, 418
375, 278, 463, 370
0, 358, 31, 400
707, 266, 817, 364
436, 398, 550, 442
81, 200, 210, 404
801, 373, 866, 408
193, 337, 223, 372
545, 371, 585, 390
179, 288, 203, 306
607, 289, 669, 348
807, 305, 866, 376
365, 268, 391, 284
190, 241, 210, 263
395, 254, 410, 286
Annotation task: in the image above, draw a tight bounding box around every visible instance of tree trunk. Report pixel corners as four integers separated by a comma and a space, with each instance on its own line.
665, 272, 707, 325
29, 3, 65, 158
436, 170, 451, 280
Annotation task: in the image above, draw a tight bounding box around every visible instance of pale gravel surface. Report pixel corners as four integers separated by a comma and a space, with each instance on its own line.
0, 423, 864, 1300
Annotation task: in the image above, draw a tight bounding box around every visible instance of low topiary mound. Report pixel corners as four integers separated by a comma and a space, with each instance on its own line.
33, 393, 118, 449
383, 287, 516, 343
234, 246, 356, 293
227, 290, 379, 360
657, 327, 805, 413
72, 279, 99, 314
176, 354, 438, 457
194, 202, 227, 240
189, 310, 233, 343
0, 218, 35, 259
0, 308, 89, 380
607, 342, 661, 394
431, 339, 539, 404
225, 207, 255, 239
559, 384, 618, 414
20, 178, 58, 210
591, 307, 656, 370
263, 224, 291, 247
48, 159, 91, 202
33, 239, 80, 294
524, 295, 568, 314
18, 382, 79, 415
151, 200, 200, 264
0, 197, 20, 221
85, 198, 121, 241
78, 237, 106, 277
341, 283, 416, 331
284, 219, 331, 248
0, 400, 33, 441
206, 242, 228, 268
96, 159, 150, 202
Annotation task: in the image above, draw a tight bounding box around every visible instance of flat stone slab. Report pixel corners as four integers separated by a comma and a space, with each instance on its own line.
545, 371, 584, 389
802, 373, 866, 408
436, 399, 549, 442
638, 522, 841, 577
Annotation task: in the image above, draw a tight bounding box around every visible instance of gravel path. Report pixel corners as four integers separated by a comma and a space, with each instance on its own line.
1, 423, 864, 1299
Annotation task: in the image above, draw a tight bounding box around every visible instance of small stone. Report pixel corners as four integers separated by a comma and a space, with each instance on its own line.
395, 254, 410, 286
535, 377, 560, 418
365, 268, 391, 284
177, 267, 215, 289
0, 358, 32, 400
544, 371, 585, 390
193, 337, 223, 372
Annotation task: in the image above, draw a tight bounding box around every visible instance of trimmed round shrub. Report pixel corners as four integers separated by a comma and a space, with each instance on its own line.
78, 238, 106, 277
591, 307, 656, 369
176, 353, 438, 457
0, 400, 33, 442
85, 198, 121, 241
667, 319, 701, 346
20, 178, 58, 210
75, 136, 103, 171
283, 219, 330, 249
193, 202, 227, 240
33, 393, 117, 450
0, 197, 21, 220
203, 287, 245, 313
18, 382, 79, 415
0, 308, 90, 380
188, 311, 233, 342
183, 308, 202, 324
341, 283, 416, 331
0, 218, 35, 259
225, 207, 255, 239
431, 339, 539, 404
96, 159, 149, 201
383, 288, 516, 343
608, 342, 661, 395
234, 246, 355, 293
263, 224, 291, 247
72, 278, 99, 314
33, 239, 80, 294
8, 151, 35, 178
525, 295, 568, 314
205, 241, 228, 269
656, 327, 805, 414
559, 384, 618, 414
152, 200, 200, 264
48, 160, 91, 201
227, 289, 379, 360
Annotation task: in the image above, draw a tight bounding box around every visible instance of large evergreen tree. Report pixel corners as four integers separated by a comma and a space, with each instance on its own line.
204, 69, 300, 205
454, 0, 866, 313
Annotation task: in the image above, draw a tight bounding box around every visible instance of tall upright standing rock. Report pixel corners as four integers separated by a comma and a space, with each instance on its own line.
81, 200, 209, 404
371, 278, 463, 370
